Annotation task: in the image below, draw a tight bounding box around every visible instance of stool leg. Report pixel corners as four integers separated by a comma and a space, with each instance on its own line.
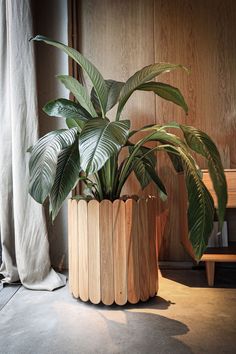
205, 261, 215, 286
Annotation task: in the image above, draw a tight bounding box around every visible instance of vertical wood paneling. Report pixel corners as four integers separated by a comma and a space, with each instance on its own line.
126, 199, 140, 304
79, 0, 156, 197
100, 200, 114, 305
70, 0, 236, 261
88, 200, 101, 304
78, 200, 89, 301
113, 200, 127, 305
154, 0, 236, 260
71, 200, 79, 297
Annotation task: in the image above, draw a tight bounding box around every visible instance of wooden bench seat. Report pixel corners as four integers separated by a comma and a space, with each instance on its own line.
201, 247, 236, 286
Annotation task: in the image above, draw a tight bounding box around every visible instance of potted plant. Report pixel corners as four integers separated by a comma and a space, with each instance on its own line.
28, 36, 227, 305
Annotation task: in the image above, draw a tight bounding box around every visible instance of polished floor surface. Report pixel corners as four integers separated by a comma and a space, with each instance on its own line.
0, 267, 236, 354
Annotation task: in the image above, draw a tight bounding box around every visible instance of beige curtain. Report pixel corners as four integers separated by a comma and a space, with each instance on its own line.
0, 0, 66, 290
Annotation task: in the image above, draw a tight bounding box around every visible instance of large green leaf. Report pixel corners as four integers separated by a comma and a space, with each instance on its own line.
49, 141, 80, 220
79, 118, 130, 174
43, 98, 93, 121
116, 63, 187, 119
32, 35, 108, 117
29, 128, 78, 204
158, 144, 215, 260
91, 79, 124, 114
57, 75, 97, 117
179, 125, 227, 227
137, 82, 188, 113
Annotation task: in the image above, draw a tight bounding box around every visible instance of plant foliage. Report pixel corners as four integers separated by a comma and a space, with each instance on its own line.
28, 36, 227, 260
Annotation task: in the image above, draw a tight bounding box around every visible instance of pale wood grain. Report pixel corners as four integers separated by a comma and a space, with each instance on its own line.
202, 254, 236, 262
68, 199, 73, 293
147, 197, 158, 297
138, 199, 150, 302
113, 200, 127, 305
126, 199, 140, 304
71, 199, 79, 298
78, 200, 89, 301
100, 200, 114, 305
88, 200, 101, 304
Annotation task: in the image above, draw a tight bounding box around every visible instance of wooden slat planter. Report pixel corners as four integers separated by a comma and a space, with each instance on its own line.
68, 197, 158, 305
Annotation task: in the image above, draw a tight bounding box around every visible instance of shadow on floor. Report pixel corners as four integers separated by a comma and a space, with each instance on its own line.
97, 310, 192, 354
161, 267, 236, 288
0, 284, 193, 354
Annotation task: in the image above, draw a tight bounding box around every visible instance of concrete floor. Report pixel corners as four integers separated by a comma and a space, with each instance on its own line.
0, 268, 236, 354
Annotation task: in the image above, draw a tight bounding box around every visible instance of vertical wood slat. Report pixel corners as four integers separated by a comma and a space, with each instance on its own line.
68, 200, 73, 293
100, 200, 114, 305
138, 199, 150, 302
113, 200, 127, 305
126, 199, 140, 304
71, 200, 79, 298
148, 198, 158, 297
88, 200, 101, 304
78, 200, 89, 301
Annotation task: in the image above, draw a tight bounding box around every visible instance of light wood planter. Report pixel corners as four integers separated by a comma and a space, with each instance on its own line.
68, 197, 158, 305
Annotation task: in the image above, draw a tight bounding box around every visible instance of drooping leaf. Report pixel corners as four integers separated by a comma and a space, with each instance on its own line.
29, 128, 78, 204
49, 140, 80, 220
43, 98, 93, 121
57, 75, 97, 117
32, 35, 108, 116
79, 118, 130, 174
179, 125, 227, 228
91, 79, 124, 114
158, 144, 215, 260
116, 63, 187, 119
137, 82, 188, 113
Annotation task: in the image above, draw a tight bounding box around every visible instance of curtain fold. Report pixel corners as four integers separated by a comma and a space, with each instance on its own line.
0, 0, 66, 290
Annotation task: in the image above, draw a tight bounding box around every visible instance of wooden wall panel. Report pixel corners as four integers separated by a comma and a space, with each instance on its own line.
69, 0, 236, 261
154, 0, 236, 260
79, 0, 156, 196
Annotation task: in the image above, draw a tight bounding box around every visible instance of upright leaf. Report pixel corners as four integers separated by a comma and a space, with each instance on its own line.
57, 75, 97, 117
91, 79, 124, 114
117, 63, 187, 119
32, 35, 108, 116
79, 118, 130, 174
29, 128, 78, 204
49, 141, 80, 220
